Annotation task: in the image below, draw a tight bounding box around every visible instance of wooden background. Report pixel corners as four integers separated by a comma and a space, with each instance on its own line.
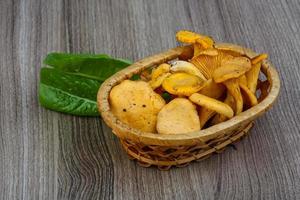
1, 0, 299, 199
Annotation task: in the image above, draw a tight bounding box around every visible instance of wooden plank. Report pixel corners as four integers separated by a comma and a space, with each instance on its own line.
0, 0, 299, 199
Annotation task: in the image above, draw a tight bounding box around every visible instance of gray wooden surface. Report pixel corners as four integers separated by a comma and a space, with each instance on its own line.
1, 0, 299, 199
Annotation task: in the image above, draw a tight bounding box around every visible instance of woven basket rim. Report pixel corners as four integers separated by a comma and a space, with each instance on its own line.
97, 44, 280, 146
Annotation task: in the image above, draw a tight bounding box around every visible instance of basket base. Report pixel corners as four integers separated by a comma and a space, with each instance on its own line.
121, 122, 253, 170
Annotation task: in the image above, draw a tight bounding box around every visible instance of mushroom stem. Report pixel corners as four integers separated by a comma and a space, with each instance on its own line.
239, 83, 258, 107
245, 53, 268, 94
210, 94, 235, 125
246, 62, 262, 94
223, 79, 243, 115
238, 75, 247, 86
211, 113, 227, 125
198, 79, 226, 99
199, 107, 216, 128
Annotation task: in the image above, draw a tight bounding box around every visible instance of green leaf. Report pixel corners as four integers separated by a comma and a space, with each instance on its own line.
39, 68, 101, 116
161, 92, 172, 102
39, 53, 133, 116
44, 52, 132, 81
43, 53, 110, 67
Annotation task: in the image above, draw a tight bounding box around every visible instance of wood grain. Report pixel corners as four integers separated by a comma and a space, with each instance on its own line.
0, 0, 299, 199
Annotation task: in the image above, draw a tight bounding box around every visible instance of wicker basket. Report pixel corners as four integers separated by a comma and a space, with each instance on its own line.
97, 44, 280, 170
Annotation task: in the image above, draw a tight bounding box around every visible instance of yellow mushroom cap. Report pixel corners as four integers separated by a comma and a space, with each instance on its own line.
176, 30, 204, 44
170, 60, 207, 80
193, 37, 215, 57
149, 72, 171, 90
197, 48, 219, 56
156, 98, 200, 134
110, 80, 165, 133
176, 30, 215, 58
213, 57, 251, 83
197, 79, 226, 128
189, 93, 234, 118
196, 37, 214, 49
191, 51, 234, 79
251, 53, 268, 65
162, 72, 205, 96
151, 63, 170, 80
176, 30, 214, 53
214, 43, 247, 57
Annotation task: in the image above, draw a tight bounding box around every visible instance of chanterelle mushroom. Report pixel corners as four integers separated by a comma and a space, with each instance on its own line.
189, 93, 234, 118
213, 57, 251, 114
176, 30, 210, 44
214, 43, 247, 57
149, 63, 171, 89
109, 80, 165, 132
246, 53, 268, 94
162, 72, 205, 96
170, 60, 207, 80
190, 51, 234, 80
156, 98, 200, 134
175, 30, 214, 57
197, 79, 226, 128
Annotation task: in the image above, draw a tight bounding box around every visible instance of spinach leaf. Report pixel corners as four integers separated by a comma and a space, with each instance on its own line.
44, 52, 132, 81
39, 68, 101, 116
39, 53, 132, 116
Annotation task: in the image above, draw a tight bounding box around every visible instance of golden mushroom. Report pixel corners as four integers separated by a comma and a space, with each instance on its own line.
213, 57, 252, 82
110, 80, 165, 132
170, 60, 207, 80
189, 93, 234, 118
198, 79, 226, 99
175, 30, 214, 57
197, 79, 226, 128
197, 48, 219, 56
149, 63, 171, 89
176, 30, 203, 44
178, 45, 194, 60
213, 56, 252, 114
246, 53, 268, 93
238, 75, 248, 86
211, 94, 236, 125
239, 83, 258, 107
156, 98, 200, 134
194, 37, 215, 57
214, 43, 247, 57
196, 37, 214, 49
198, 107, 216, 128
190, 51, 234, 79
162, 72, 205, 96
251, 53, 268, 65
151, 63, 170, 80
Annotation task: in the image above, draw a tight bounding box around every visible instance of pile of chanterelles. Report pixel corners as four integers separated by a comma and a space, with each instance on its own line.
109, 31, 268, 134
